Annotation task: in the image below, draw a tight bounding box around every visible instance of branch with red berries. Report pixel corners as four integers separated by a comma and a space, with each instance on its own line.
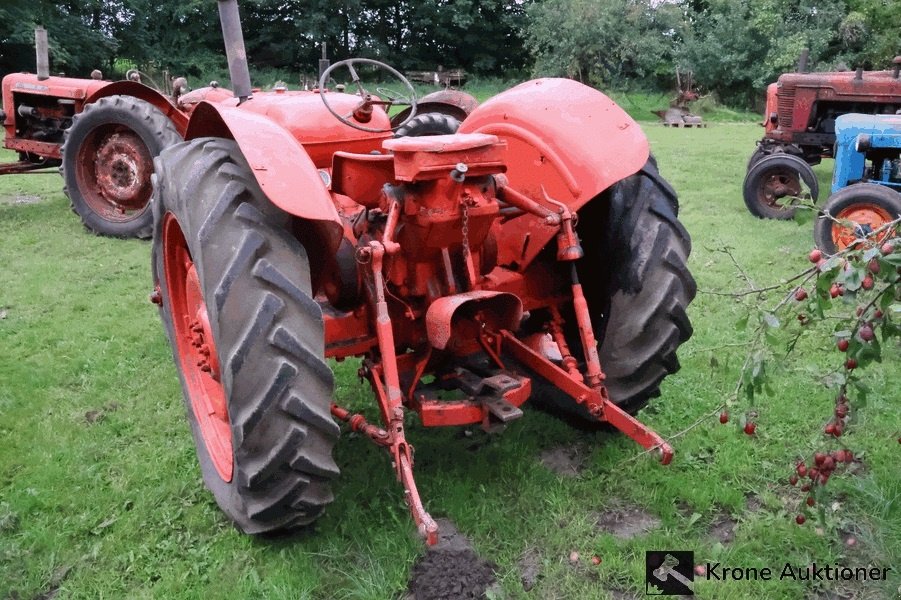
719, 233, 900, 526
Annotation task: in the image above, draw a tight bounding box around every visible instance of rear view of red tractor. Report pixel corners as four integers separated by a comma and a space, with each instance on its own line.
149, 0, 696, 543
743, 57, 901, 219
1, 27, 232, 237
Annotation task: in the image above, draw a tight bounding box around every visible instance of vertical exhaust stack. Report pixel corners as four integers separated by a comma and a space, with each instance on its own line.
216, 0, 252, 103
35, 27, 50, 81
796, 48, 809, 73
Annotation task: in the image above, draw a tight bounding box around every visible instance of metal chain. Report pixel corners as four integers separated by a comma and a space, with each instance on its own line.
460, 198, 471, 259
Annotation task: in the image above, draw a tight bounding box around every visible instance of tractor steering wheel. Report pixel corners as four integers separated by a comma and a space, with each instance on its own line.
318, 58, 418, 133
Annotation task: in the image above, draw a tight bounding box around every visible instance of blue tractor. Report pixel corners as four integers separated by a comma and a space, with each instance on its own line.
815, 113, 901, 253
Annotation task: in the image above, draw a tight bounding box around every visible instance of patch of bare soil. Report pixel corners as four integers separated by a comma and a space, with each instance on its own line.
708, 513, 736, 544
745, 494, 763, 512
518, 547, 541, 591
593, 505, 660, 539
407, 518, 497, 600
539, 445, 585, 477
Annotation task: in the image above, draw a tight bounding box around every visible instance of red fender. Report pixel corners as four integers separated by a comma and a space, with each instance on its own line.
459, 78, 649, 269
185, 101, 343, 254
85, 80, 188, 135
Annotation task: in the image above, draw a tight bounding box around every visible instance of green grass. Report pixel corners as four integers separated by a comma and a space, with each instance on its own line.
1, 120, 899, 600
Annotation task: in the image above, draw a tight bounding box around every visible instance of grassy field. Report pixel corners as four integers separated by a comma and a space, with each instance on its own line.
1, 118, 899, 600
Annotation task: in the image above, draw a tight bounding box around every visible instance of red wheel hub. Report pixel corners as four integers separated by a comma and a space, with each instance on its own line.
832, 204, 895, 250
759, 170, 802, 209
162, 213, 233, 481
76, 127, 153, 221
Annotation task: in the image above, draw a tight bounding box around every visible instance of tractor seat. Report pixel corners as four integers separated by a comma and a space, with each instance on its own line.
383, 133, 506, 182
382, 132, 499, 154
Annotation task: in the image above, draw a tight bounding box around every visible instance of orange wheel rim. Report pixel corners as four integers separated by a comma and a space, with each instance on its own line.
161, 212, 233, 481
832, 203, 896, 251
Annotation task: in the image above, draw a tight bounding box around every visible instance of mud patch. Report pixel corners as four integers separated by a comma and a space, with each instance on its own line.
83, 402, 120, 425
539, 445, 585, 477
745, 494, 763, 512
593, 505, 660, 539
708, 513, 736, 544
407, 518, 497, 600
518, 547, 541, 591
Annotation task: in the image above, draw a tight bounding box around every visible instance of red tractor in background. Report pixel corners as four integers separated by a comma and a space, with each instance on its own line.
1, 27, 236, 238
1, 28, 478, 239
743, 56, 901, 219
149, 0, 695, 544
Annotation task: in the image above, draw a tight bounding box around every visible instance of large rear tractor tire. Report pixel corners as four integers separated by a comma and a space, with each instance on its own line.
394, 113, 461, 137
814, 184, 901, 254
150, 137, 339, 534
62, 95, 180, 238
532, 159, 696, 424
742, 153, 818, 220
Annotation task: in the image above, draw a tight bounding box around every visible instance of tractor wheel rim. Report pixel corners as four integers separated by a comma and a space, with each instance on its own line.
759, 169, 803, 210
76, 127, 153, 222
832, 204, 896, 251
162, 213, 233, 482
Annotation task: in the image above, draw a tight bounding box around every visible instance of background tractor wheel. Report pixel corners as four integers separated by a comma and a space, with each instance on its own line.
742, 153, 818, 220
151, 137, 339, 534
814, 184, 901, 254
394, 112, 461, 137
746, 146, 768, 170
532, 159, 696, 424
62, 95, 180, 238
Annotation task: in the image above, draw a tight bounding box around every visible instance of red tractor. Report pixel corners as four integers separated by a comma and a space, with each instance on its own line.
149, 0, 696, 544
743, 57, 901, 219
1, 27, 232, 237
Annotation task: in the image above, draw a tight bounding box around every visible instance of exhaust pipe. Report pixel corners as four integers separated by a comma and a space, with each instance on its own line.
216, 0, 252, 103
796, 48, 809, 73
35, 27, 50, 81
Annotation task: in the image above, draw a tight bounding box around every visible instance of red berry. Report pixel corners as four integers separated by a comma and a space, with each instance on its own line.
801, 484, 811, 492
694, 564, 706, 576
809, 467, 820, 480
837, 339, 849, 352
845, 358, 858, 370
861, 275, 874, 290
809, 249, 823, 263
829, 284, 843, 298
819, 473, 830, 485
822, 456, 835, 471
806, 496, 815, 507
859, 325, 874, 342
794, 288, 808, 301
814, 452, 826, 466
796, 514, 806, 525
833, 423, 843, 437
868, 258, 881, 274
744, 422, 756, 435
797, 463, 808, 477
789, 474, 799, 486
843, 451, 853, 463
591, 555, 602, 566
835, 404, 848, 418
719, 412, 729, 424
881, 242, 895, 255
825, 422, 836, 435
874, 309, 883, 319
